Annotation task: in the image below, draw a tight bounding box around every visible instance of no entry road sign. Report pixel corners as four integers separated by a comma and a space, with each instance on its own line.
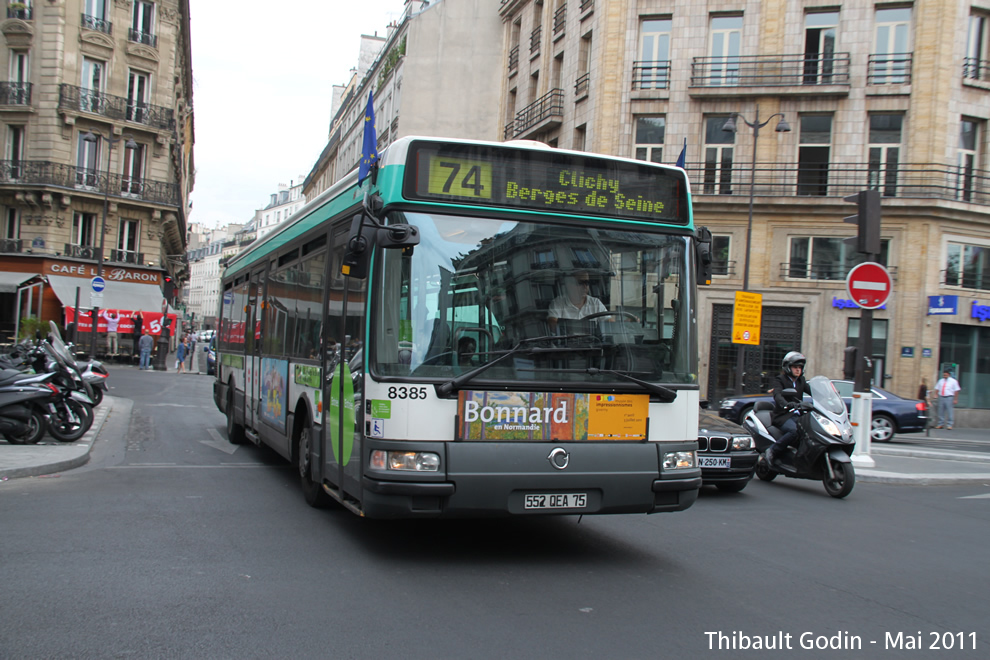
846, 262, 892, 309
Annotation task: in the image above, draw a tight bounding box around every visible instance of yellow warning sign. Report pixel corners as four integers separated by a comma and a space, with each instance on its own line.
732, 291, 763, 345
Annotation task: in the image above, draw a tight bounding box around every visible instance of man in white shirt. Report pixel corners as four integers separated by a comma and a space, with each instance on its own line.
547, 271, 607, 333
933, 369, 961, 429
104, 310, 120, 355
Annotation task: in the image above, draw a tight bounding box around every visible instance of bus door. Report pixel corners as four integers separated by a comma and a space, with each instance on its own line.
322, 225, 367, 498
246, 268, 265, 430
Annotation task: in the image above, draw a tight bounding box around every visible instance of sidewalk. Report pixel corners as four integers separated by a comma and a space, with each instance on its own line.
3, 396, 990, 484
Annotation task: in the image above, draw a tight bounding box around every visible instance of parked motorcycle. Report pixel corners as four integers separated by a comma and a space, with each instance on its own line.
742, 375, 856, 498
0, 371, 57, 445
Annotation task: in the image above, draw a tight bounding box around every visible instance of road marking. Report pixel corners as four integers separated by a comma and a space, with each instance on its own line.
201, 427, 239, 455
108, 464, 268, 469
958, 493, 990, 499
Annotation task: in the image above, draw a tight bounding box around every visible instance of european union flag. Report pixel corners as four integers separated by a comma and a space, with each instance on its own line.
675, 138, 686, 169
358, 92, 377, 184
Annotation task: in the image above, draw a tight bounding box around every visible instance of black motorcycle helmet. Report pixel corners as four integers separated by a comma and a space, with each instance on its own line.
782, 351, 807, 373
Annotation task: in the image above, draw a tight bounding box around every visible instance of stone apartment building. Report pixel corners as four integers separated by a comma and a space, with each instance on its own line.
0, 0, 194, 347
497, 0, 990, 422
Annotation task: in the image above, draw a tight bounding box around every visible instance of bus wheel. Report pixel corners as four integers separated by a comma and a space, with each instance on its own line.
226, 387, 246, 445
298, 417, 332, 508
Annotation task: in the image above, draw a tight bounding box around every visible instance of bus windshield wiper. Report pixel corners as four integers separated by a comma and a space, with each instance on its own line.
585, 367, 678, 403
436, 334, 592, 396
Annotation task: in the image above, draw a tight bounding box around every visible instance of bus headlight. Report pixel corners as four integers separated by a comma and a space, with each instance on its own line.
662, 451, 696, 470
370, 450, 440, 472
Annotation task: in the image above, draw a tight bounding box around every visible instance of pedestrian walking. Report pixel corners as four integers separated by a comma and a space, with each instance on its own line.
138, 330, 154, 370
176, 337, 188, 374
933, 369, 960, 429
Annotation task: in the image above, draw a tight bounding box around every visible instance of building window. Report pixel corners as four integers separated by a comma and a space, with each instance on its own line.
637, 18, 671, 89
5, 207, 19, 239
80, 57, 105, 113
118, 219, 138, 255
72, 212, 97, 247
9, 50, 29, 104
846, 318, 888, 387
121, 141, 144, 195
576, 31, 592, 96
571, 247, 600, 269
633, 116, 665, 163
868, 114, 902, 197
6, 125, 24, 179
957, 119, 979, 202
76, 132, 100, 188
804, 11, 838, 84
708, 15, 743, 86
873, 7, 911, 84
788, 237, 889, 280
966, 12, 989, 80
945, 243, 990, 290
704, 116, 734, 195
532, 248, 557, 269
574, 124, 586, 151
796, 115, 832, 196
712, 235, 731, 276
131, 1, 156, 45
127, 70, 150, 123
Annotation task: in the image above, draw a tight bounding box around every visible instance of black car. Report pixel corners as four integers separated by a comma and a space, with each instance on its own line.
698, 410, 758, 493
718, 379, 927, 442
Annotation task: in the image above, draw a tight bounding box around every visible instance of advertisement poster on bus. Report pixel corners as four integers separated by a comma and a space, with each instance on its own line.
456, 391, 648, 441
64, 308, 177, 336
260, 358, 288, 432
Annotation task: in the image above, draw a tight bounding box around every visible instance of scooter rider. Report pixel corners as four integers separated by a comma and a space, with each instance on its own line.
767, 351, 813, 464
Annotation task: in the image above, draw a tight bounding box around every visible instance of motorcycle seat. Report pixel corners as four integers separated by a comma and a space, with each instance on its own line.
0, 368, 30, 386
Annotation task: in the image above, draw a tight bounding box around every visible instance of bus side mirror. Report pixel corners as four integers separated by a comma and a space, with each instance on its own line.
341, 214, 373, 280
376, 224, 420, 250
695, 226, 713, 286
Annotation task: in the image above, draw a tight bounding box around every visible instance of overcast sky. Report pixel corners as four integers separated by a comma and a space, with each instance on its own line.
188, 1, 404, 230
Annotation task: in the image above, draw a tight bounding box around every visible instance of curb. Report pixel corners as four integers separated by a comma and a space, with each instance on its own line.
856, 470, 990, 485
871, 446, 990, 463
0, 397, 113, 480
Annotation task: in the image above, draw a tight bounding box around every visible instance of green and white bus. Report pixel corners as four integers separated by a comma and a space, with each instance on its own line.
213, 136, 711, 518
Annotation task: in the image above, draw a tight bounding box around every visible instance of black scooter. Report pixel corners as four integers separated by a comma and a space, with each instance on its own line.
742, 375, 857, 498
0, 372, 57, 445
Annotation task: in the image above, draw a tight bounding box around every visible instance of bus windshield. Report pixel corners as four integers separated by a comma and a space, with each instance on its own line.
373, 211, 697, 387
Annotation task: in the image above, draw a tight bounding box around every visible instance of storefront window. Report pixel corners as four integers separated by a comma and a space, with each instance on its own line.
939, 323, 990, 409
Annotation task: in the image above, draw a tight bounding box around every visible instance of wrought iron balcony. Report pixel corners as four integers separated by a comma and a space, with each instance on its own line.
867, 53, 912, 85
6, 6, 32, 20
0, 238, 22, 254
59, 84, 175, 131
109, 249, 144, 265
81, 13, 112, 35
508, 45, 519, 73
530, 25, 541, 55
963, 57, 990, 82
574, 72, 589, 96
64, 244, 102, 261
505, 89, 564, 139
0, 82, 31, 106
0, 159, 180, 207
781, 263, 898, 282
632, 61, 671, 90
553, 5, 566, 35
128, 28, 158, 48
682, 160, 990, 207
690, 53, 851, 88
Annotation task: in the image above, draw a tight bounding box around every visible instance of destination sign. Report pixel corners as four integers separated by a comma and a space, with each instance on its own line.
405, 141, 687, 224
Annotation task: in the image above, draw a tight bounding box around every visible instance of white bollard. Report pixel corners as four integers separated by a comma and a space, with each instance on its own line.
850, 391, 876, 468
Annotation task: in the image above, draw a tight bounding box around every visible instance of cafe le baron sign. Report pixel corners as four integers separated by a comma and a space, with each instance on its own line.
47, 262, 161, 284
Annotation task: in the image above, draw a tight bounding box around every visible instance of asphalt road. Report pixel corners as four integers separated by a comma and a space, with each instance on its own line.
1, 368, 988, 659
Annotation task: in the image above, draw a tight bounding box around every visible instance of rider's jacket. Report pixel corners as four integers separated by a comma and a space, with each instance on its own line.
771, 372, 812, 427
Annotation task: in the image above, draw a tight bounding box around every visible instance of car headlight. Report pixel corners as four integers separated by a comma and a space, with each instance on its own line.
731, 435, 755, 450
663, 451, 696, 470
720, 399, 737, 409
811, 412, 842, 437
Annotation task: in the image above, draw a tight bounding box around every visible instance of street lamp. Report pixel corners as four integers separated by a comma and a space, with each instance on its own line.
722, 106, 790, 395
82, 130, 138, 357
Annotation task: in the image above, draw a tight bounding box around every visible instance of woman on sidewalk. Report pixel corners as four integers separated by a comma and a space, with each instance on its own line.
175, 338, 188, 374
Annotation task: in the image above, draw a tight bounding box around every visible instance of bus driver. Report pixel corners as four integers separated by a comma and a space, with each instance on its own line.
547, 270, 607, 333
